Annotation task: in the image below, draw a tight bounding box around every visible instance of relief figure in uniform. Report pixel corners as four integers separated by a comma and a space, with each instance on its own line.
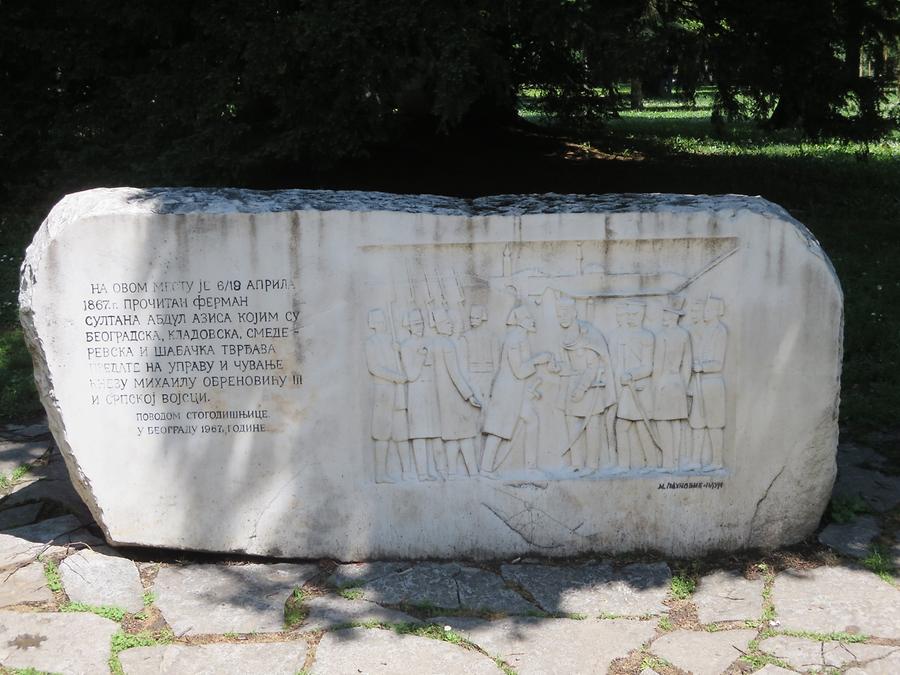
609, 302, 658, 471
651, 296, 692, 470
481, 304, 551, 475
430, 306, 482, 478
460, 304, 500, 403
551, 296, 617, 473
365, 309, 409, 483
400, 308, 441, 480
688, 296, 727, 471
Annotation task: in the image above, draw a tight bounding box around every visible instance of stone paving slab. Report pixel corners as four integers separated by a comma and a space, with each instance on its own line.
691, 570, 765, 624
833, 464, 900, 513
0, 439, 48, 477
0, 561, 53, 606
772, 565, 900, 639
754, 666, 797, 675
119, 640, 308, 675
0, 515, 98, 569
758, 634, 899, 671
845, 650, 900, 675
309, 626, 500, 674
2, 422, 50, 439
500, 561, 671, 616
358, 562, 538, 615
302, 594, 422, 632
837, 442, 888, 470
649, 628, 756, 675
153, 562, 319, 635
818, 515, 881, 558
0, 448, 94, 523
59, 549, 145, 613
0, 502, 42, 530
0, 609, 119, 674
327, 561, 410, 589
432, 615, 656, 675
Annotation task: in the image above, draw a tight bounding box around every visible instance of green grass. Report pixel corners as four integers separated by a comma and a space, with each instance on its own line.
142, 590, 156, 606
60, 601, 127, 622
339, 587, 364, 601
862, 546, 896, 584
108, 629, 173, 675
42, 559, 62, 593
284, 587, 308, 628
829, 496, 872, 524
0, 462, 31, 490
658, 615, 673, 631
670, 575, 696, 600
0, 327, 41, 423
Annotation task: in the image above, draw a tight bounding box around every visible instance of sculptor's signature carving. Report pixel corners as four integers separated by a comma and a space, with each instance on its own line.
365, 242, 730, 483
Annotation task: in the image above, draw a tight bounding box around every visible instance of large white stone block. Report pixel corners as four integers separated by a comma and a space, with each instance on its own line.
19, 188, 842, 558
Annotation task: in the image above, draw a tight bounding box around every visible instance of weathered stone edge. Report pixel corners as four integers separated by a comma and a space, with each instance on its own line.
17, 187, 844, 554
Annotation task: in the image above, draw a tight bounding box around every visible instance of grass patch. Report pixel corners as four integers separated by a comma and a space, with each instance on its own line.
0, 463, 31, 491
339, 587, 364, 601
61, 601, 126, 622
862, 546, 896, 584
829, 496, 872, 524
658, 615, 673, 631
284, 587, 308, 628
142, 590, 156, 606
670, 575, 696, 600
42, 559, 62, 593
740, 637, 792, 670
774, 627, 868, 643
0, 328, 41, 423
108, 629, 173, 675
640, 653, 672, 671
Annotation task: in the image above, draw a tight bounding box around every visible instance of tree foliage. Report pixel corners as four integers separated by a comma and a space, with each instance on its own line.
0, 0, 897, 189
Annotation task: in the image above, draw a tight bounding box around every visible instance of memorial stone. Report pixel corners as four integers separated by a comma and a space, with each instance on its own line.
20, 188, 842, 558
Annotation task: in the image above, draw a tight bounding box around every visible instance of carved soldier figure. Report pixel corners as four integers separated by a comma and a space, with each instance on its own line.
460, 304, 500, 402
430, 306, 482, 478
399, 308, 441, 481
651, 296, 692, 470
481, 304, 551, 475
688, 296, 728, 472
365, 308, 409, 483
609, 302, 658, 471
552, 296, 617, 473
680, 298, 706, 470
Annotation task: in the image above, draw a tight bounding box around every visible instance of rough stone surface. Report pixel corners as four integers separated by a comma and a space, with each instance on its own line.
302, 593, 422, 631
0, 446, 94, 523
772, 565, 900, 639
0, 439, 47, 477
21, 188, 842, 558
153, 562, 319, 635
59, 548, 145, 612
357, 562, 538, 614
327, 561, 410, 589
310, 626, 500, 674
649, 628, 756, 675
0, 609, 119, 674
3, 422, 51, 438
0, 515, 97, 569
758, 635, 899, 671
0, 561, 54, 606
691, 570, 765, 623
818, 516, 881, 558
845, 651, 900, 675
753, 666, 797, 675
119, 641, 308, 675
833, 464, 900, 513
0, 502, 42, 530
500, 562, 671, 616
433, 615, 656, 675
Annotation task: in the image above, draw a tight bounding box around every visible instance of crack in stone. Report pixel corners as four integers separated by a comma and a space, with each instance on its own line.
747, 465, 787, 545
480, 502, 561, 550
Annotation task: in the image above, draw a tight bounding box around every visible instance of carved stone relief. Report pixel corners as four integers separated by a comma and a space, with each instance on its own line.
364, 239, 733, 482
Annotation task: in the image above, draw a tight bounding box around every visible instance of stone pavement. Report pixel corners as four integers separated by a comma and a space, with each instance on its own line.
1, 426, 898, 674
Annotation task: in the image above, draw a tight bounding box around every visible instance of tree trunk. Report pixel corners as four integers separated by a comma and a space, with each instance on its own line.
630, 77, 644, 109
